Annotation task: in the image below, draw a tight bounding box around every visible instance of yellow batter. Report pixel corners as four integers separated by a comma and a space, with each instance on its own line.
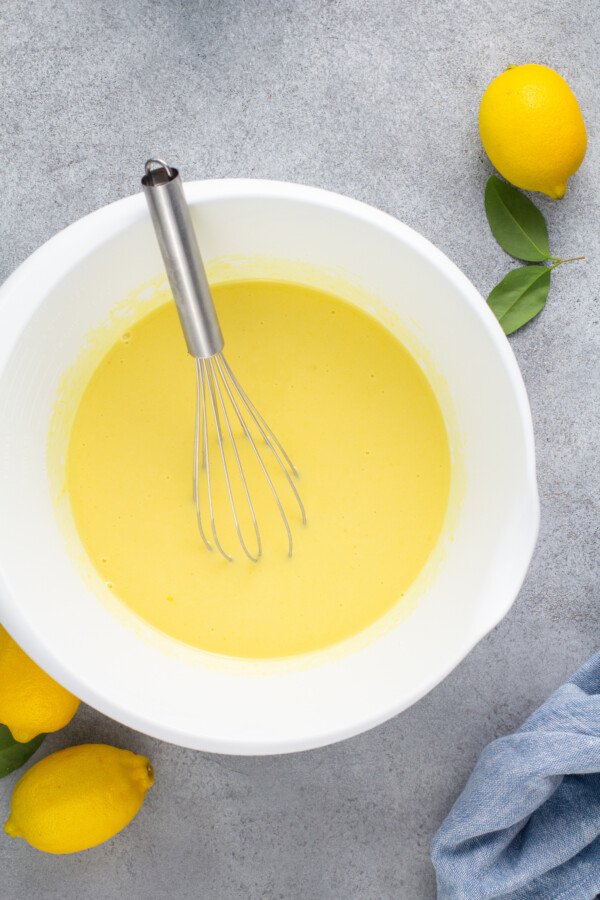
67, 281, 450, 658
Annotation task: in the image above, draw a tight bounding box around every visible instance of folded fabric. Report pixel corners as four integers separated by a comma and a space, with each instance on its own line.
431, 650, 600, 899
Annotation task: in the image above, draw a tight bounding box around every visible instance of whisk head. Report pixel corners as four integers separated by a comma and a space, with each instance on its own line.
193, 352, 306, 562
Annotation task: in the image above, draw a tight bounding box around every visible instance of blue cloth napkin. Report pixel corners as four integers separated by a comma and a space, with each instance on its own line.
431, 651, 600, 899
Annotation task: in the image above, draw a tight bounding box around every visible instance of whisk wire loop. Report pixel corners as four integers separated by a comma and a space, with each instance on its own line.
207, 358, 262, 562
217, 356, 307, 527
196, 360, 232, 562
193, 362, 212, 553
194, 353, 304, 562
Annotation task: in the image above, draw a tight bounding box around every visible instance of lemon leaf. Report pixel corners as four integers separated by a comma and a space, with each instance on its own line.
0, 724, 45, 778
487, 266, 551, 335
485, 176, 551, 262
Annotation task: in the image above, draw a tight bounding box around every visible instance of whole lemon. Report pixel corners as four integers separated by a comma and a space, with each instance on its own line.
4, 744, 154, 854
0, 625, 80, 743
479, 64, 587, 198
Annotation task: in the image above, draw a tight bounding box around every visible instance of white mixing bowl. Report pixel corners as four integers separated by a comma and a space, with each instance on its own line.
0, 180, 538, 754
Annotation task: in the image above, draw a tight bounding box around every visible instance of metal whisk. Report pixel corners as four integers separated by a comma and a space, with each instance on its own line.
142, 159, 306, 561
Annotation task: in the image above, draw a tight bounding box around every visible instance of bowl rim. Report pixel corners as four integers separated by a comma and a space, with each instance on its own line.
0, 179, 539, 753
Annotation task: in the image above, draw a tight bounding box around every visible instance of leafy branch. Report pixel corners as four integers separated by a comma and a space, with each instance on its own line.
484, 175, 584, 334
0, 724, 45, 778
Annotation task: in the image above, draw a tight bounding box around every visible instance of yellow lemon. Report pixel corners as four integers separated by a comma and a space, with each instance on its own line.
479, 64, 587, 198
4, 744, 154, 854
0, 625, 80, 743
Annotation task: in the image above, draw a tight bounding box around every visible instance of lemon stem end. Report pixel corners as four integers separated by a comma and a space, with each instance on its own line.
4, 818, 21, 838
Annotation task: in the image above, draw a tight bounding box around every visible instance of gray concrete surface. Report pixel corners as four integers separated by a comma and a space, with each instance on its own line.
1, 1, 598, 897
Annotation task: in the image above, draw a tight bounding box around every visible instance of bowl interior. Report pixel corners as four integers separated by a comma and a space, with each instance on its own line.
0, 181, 538, 753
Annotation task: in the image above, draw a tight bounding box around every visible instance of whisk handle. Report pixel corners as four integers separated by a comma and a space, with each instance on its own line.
142, 160, 224, 359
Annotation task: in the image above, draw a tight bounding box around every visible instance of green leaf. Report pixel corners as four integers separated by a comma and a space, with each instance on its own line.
487, 266, 551, 335
485, 176, 551, 262
0, 724, 45, 778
